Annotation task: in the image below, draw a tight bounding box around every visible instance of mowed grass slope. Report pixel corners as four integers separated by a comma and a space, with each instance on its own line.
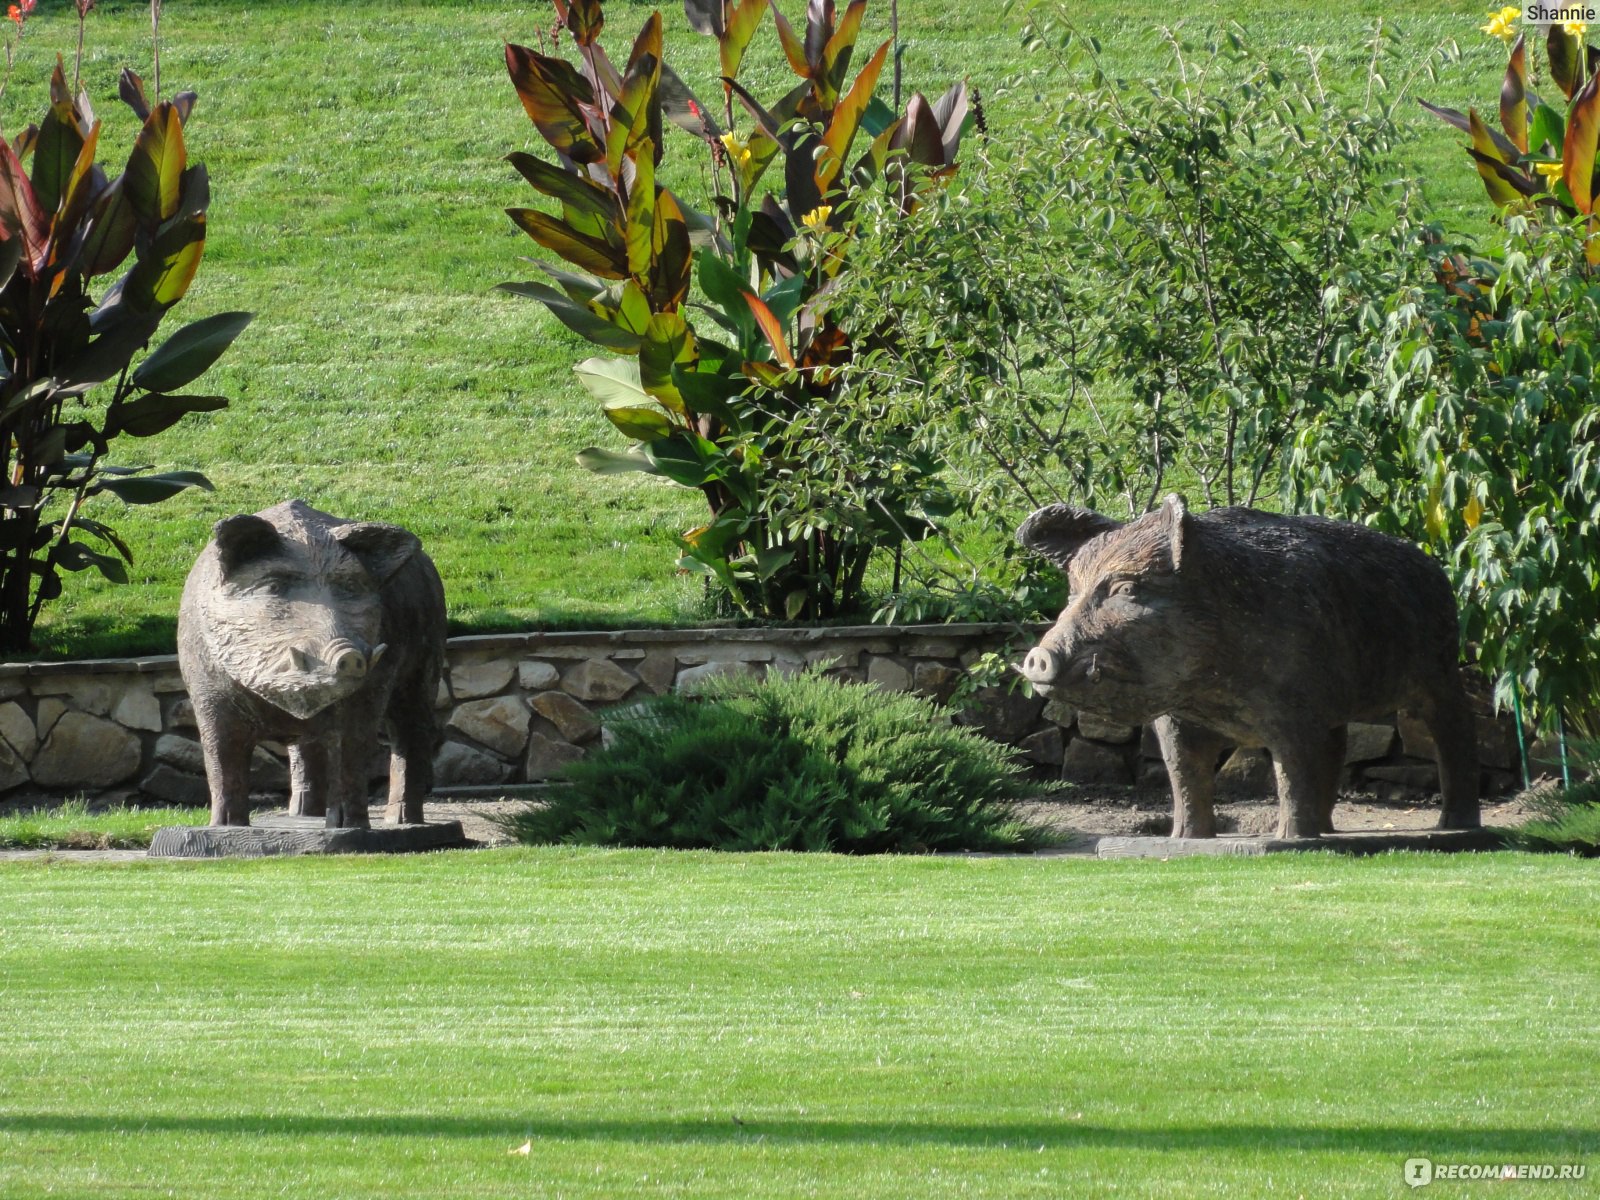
2, 0, 1504, 656
1, 849, 1596, 1198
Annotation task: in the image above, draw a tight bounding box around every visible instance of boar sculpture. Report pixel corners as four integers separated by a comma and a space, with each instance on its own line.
178, 499, 447, 829
1016, 496, 1479, 839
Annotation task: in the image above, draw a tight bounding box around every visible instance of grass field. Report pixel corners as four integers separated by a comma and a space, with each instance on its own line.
1, 848, 1595, 1197
0, 0, 1505, 657
0, 798, 204, 848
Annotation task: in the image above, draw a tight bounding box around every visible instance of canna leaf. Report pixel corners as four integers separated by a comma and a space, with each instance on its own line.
816, 39, 890, 194
639, 311, 698, 413
607, 16, 664, 176
1501, 34, 1528, 153
131, 311, 254, 392
648, 186, 694, 308
32, 60, 84, 218
106, 393, 229, 438
93, 469, 213, 505
819, 0, 866, 104
1467, 108, 1521, 209
1529, 101, 1566, 156
720, 0, 767, 80
624, 139, 657, 278
744, 290, 795, 367
1564, 74, 1600, 214
507, 207, 627, 277
555, 0, 604, 46
1419, 99, 1523, 162
0, 141, 50, 273
497, 279, 645, 352
1549, 22, 1584, 101
768, 0, 811, 78
659, 63, 722, 139
603, 404, 673, 441
576, 445, 661, 474
79, 176, 137, 277
930, 80, 970, 163
684, 0, 727, 37
505, 44, 605, 166
506, 151, 620, 221
123, 102, 185, 227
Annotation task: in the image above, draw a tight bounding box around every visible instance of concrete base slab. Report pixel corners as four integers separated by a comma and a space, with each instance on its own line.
1095, 828, 1506, 859
148, 812, 468, 859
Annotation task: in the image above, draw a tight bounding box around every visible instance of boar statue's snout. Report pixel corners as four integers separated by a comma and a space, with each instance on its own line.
285, 639, 388, 682
1020, 646, 1062, 689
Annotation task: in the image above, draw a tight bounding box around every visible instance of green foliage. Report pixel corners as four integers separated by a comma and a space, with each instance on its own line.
1290, 215, 1600, 732
502, 667, 1042, 853
0, 56, 250, 652
829, 14, 1410, 612
1507, 740, 1600, 854
500, 0, 968, 620
0, 798, 204, 849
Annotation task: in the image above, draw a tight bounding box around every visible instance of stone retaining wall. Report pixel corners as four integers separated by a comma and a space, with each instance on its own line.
0, 623, 1534, 802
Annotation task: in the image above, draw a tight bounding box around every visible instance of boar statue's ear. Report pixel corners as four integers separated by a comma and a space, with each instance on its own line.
214, 515, 283, 577
1158, 493, 1190, 571
1016, 505, 1124, 572
333, 522, 420, 584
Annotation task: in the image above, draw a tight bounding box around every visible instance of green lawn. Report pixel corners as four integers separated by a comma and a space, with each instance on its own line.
1, 848, 1595, 1197
0, 798, 204, 848
0, 0, 1505, 657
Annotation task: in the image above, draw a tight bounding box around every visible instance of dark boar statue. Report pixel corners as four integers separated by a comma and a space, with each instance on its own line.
178, 499, 447, 829
1016, 496, 1479, 839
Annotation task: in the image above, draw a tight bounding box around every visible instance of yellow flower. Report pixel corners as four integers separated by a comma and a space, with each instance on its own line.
1534, 160, 1566, 184
800, 205, 833, 232
1480, 8, 1517, 42
1565, 19, 1588, 38
718, 131, 752, 169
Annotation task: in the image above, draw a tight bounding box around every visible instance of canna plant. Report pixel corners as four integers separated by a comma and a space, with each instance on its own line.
0, 60, 251, 652
501, 0, 967, 619
1423, 18, 1600, 260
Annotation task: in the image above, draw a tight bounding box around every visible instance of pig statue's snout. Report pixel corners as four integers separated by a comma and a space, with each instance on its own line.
284, 638, 388, 682
1020, 646, 1062, 689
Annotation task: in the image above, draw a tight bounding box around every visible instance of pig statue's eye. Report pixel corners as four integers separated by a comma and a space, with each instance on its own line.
1108, 580, 1136, 600
259, 575, 292, 598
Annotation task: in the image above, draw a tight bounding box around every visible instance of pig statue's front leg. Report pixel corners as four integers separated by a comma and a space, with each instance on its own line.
1152, 714, 1230, 839
323, 701, 382, 830
288, 739, 331, 818
198, 713, 254, 827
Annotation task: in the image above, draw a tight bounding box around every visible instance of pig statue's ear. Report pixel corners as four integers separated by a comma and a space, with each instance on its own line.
334, 522, 420, 584
1158, 493, 1190, 571
1016, 505, 1123, 572
213, 515, 282, 577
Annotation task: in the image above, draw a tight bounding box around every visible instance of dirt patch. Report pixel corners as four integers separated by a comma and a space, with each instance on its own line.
1015, 782, 1548, 851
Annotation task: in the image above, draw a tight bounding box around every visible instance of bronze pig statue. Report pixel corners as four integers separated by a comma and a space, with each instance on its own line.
1016, 496, 1480, 839
177, 499, 447, 829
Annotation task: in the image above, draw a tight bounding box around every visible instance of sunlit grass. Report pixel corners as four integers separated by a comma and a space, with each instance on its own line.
0, 798, 205, 848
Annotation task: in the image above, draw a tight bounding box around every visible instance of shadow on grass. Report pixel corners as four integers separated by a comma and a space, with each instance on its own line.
1, 1115, 1595, 1155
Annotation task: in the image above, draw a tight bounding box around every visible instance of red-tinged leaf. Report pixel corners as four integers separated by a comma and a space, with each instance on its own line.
744, 290, 795, 367
649, 186, 693, 308
1565, 74, 1600, 213
894, 92, 947, 166
624, 139, 657, 278
555, 0, 604, 46
124, 212, 207, 310
660, 64, 721, 139
507, 151, 619, 221
1550, 23, 1584, 101
640, 310, 697, 413
124, 102, 185, 227
605, 16, 664, 174
720, 0, 766, 80
1466, 108, 1523, 210
1502, 34, 1529, 153
803, 0, 834, 71
0, 142, 50, 274
12, 124, 38, 162
684, 0, 727, 38
80, 176, 136, 277
508, 207, 627, 278
118, 68, 150, 120
931, 80, 968, 163
816, 38, 889, 194
819, 0, 865, 104
768, 0, 811, 78
505, 44, 605, 167
1465, 148, 1539, 197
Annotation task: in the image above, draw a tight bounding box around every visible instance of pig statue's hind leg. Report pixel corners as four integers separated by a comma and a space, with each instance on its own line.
288, 740, 330, 818
383, 702, 437, 826
1153, 714, 1230, 839
1413, 684, 1481, 830
1270, 723, 1345, 839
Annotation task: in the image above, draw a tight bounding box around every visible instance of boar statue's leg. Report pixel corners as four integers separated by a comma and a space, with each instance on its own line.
1269, 724, 1344, 839
384, 704, 437, 826
198, 718, 253, 828
1153, 715, 1230, 839
1415, 686, 1481, 830
322, 725, 373, 831
288, 740, 330, 818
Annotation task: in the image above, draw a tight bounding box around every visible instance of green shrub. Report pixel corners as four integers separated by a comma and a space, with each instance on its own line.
1508, 781, 1600, 856
501, 668, 1045, 853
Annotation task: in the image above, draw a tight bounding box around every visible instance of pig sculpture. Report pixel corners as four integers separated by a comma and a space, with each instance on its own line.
178, 499, 447, 828
1016, 496, 1480, 839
